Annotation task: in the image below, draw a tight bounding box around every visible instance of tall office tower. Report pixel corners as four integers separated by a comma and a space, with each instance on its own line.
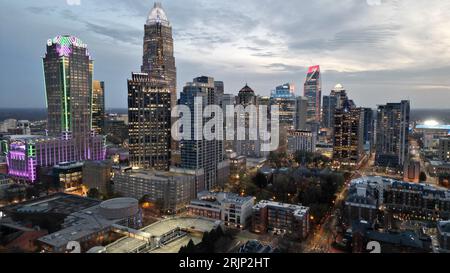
322, 95, 337, 129
330, 84, 348, 109
141, 2, 177, 108
322, 84, 349, 130
43, 35, 93, 139
295, 96, 308, 130
128, 73, 171, 170
92, 80, 105, 134
333, 101, 365, 167
179, 76, 229, 191
304, 65, 322, 123
375, 101, 410, 169
234, 85, 267, 158
270, 83, 297, 127
362, 108, 374, 146
218, 93, 235, 151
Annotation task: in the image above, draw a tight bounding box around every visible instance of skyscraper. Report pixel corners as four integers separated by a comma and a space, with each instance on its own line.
214, 81, 225, 97
330, 84, 348, 109
179, 76, 229, 191
304, 65, 322, 123
234, 85, 268, 158
362, 108, 374, 147
128, 73, 171, 170
127, 3, 175, 170
141, 2, 177, 108
43, 35, 93, 139
322, 84, 348, 130
333, 102, 365, 167
322, 95, 337, 129
375, 101, 410, 169
295, 96, 308, 131
92, 80, 105, 134
270, 83, 296, 127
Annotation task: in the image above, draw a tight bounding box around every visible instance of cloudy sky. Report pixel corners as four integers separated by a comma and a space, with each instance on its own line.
1, 0, 450, 109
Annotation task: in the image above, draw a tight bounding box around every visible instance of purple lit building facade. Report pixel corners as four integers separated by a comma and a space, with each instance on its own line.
6, 35, 109, 184
6, 134, 105, 183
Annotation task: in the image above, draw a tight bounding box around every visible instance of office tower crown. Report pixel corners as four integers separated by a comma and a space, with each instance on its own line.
147, 2, 170, 26
47, 35, 89, 58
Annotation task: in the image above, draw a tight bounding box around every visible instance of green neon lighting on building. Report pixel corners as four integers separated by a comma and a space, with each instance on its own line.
1, 140, 8, 156
62, 57, 69, 132
42, 60, 48, 109
28, 145, 35, 157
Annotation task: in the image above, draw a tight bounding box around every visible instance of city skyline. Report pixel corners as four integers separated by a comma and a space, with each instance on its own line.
2, 0, 450, 110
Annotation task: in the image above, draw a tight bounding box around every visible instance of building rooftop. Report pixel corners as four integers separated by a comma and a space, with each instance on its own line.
105, 217, 219, 253
253, 200, 309, 218
2, 193, 100, 215
438, 221, 450, 236
195, 191, 255, 206
38, 197, 139, 249
38, 206, 113, 249
120, 169, 194, 180
416, 124, 450, 130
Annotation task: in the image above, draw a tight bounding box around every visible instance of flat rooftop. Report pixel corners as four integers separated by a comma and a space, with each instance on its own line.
105, 217, 219, 253
196, 191, 255, 205
38, 205, 113, 249
416, 124, 450, 130
253, 200, 309, 216
119, 169, 194, 180
2, 193, 100, 215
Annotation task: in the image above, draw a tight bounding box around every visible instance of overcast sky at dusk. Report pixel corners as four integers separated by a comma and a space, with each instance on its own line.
1, 0, 450, 109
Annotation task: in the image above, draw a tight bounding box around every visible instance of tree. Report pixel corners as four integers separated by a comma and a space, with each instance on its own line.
252, 172, 268, 189
87, 188, 101, 199
419, 172, 427, 182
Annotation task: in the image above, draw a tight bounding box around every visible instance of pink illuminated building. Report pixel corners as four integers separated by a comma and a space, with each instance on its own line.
5, 133, 105, 183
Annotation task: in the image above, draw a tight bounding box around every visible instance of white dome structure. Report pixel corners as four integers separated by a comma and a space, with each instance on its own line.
146, 2, 170, 26
333, 83, 345, 91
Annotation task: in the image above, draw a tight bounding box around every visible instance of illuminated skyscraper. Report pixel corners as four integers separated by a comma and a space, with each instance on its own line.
375, 101, 410, 168
141, 2, 177, 108
322, 84, 348, 130
92, 80, 105, 134
128, 73, 171, 170
304, 65, 322, 123
128, 3, 176, 170
43, 35, 93, 139
270, 83, 296, 127
333, 101, 365, 167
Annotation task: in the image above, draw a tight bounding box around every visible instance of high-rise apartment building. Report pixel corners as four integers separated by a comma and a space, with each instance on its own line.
333, 103, 365, 167
375, 101, 410, 168
179, 76, 229, 191
439, 137, 450, 162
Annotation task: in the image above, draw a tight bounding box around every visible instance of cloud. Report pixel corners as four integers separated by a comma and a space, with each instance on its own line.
3, 0, 450, 108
